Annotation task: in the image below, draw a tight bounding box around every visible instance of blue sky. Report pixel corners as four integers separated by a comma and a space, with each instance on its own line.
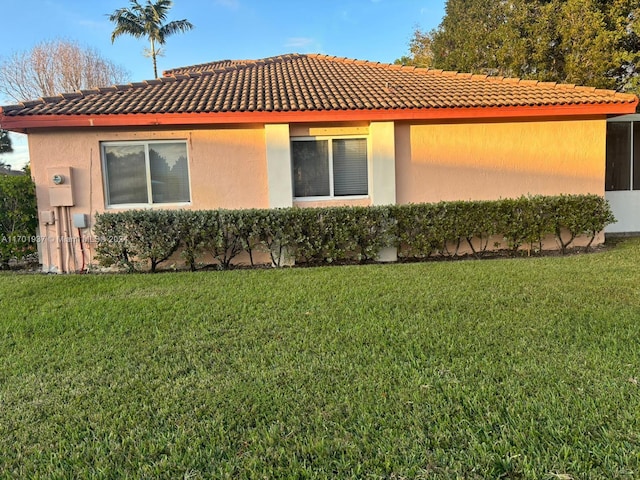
0, 0, 446, 169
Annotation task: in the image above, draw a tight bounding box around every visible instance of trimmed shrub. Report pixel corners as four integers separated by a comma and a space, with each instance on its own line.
203, 209, 245, 270
350, 206, 396, 262
92, 195, 616, 272
176, 210, 213, 272
393, 203, 440, 259
549, 194, 616, 253
93, 212, 131, 271
457, 200, 500, 258
253, 208, 298, 267
95, 210, 181, 272
498, 196, 553, 255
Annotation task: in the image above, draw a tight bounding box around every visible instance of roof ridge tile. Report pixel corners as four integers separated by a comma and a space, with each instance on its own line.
41, 96, 63, 103
0, 104, 24, 112
20, 99, 45, 107
165, 53, 635, 102
61, 92, 83, 99
575, 85, 596, 92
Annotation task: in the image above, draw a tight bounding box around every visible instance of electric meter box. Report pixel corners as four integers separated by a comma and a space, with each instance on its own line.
47, 167, 74, 206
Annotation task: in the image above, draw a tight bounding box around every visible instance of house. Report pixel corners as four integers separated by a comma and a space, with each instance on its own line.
0, 53, 637, 272
0, 168, 25, 176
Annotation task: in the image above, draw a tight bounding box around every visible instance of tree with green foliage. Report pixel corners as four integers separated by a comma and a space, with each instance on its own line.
397, 0, 639, 93
609, 0, 640, 92
0, 173, 37, 268
0, 130, 12, 155
108, 0, 194, 78
395, 28, 434, 68
0, 130, 13, 153
0, 130, 12, 173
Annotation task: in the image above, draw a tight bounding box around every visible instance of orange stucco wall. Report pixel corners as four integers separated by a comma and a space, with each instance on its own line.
293, 198, 372, 208
27, 126, 267, 272
26, 116, 609, 272
395, 118, 607, 204
29, 126, 268, 212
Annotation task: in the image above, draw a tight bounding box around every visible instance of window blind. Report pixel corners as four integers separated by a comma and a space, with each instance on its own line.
332, 138, 368, 196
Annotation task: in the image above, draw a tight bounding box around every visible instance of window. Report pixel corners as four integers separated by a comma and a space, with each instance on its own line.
292, 137, 368, 198
606, 121, 640, 191
102, 141, 191, 206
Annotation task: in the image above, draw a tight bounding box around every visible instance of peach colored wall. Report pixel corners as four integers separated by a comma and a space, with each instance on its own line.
290, 124, 369, 137
293, 198, 372, 208
27, 126, 267, 272
395, 118, 607, 204
189, 128, 268, 209
27, 117, 610, 272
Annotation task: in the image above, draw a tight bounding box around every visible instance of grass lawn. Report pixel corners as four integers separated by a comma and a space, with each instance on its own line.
1, 240, 640, 479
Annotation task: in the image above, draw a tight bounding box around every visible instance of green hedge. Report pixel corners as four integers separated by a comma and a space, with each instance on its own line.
0, 173, 37, 268
93, 194, 615, 272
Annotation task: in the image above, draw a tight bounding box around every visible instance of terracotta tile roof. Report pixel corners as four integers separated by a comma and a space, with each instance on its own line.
1, 53, 637, 119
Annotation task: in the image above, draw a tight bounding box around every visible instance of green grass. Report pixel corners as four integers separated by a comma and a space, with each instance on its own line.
1, 241, 640, 479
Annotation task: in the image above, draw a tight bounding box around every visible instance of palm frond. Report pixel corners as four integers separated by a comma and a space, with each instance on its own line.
110, 13, 146, 42
158, 20, 194, 43
108, 0, 193, 77
149, 0, 173, 22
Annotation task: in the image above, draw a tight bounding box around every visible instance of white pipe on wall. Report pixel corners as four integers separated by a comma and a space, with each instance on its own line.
55, 206, 64, 273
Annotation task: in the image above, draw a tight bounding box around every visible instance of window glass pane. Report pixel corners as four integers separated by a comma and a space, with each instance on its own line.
605, 122, 631, 191
333, 138, 368, 196
149, 142, 191, 203
633, 123, 640, 191
292, 140, 330, 197
104, 145, 148, 204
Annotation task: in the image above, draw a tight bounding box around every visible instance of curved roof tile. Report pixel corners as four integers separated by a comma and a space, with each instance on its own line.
1, 53, 636, 118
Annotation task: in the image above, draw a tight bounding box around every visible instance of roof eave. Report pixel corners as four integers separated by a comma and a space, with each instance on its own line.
1, 102, 637, 133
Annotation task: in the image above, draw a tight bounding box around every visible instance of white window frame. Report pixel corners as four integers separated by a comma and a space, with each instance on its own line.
101, 139, 192, 209
291, 135, 371, 201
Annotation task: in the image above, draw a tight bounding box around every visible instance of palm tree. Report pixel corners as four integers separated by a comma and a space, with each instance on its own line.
108, 0, 194, 78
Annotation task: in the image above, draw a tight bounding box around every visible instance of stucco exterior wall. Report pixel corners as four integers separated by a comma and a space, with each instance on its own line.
27, 126, 268, 272
293, 198, 372, 208
395, 118, 607, 204
26, 116, 610, 272
29, 126, 268, 213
